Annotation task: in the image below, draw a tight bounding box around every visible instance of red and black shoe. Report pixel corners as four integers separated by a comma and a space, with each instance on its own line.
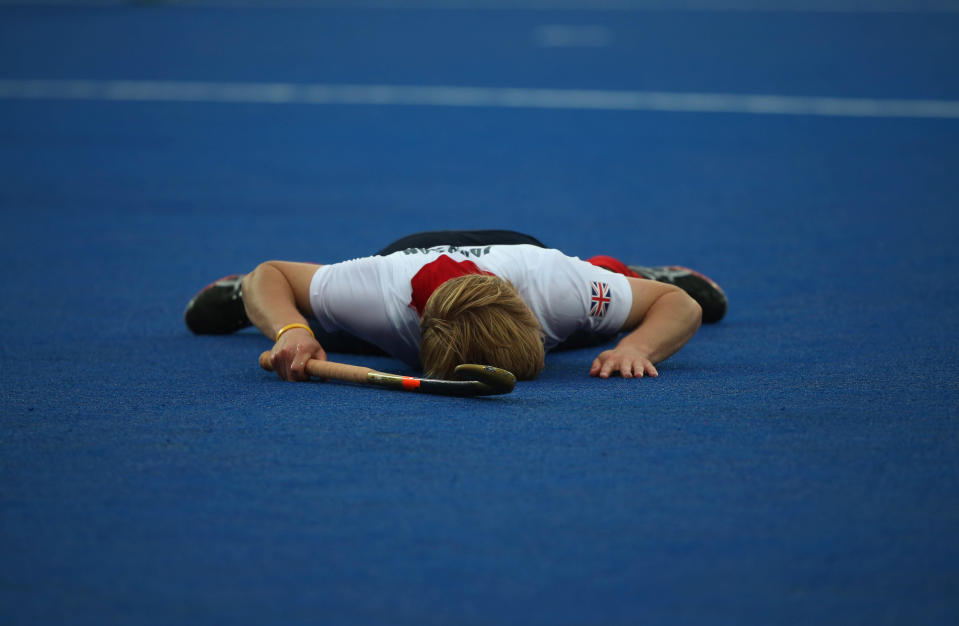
183, 274, 252, 334
628, 265, 728, 323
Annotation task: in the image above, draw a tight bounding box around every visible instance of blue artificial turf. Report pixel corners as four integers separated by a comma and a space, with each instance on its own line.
1, 2, 958, 624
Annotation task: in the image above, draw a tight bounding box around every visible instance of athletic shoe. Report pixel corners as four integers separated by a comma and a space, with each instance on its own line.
628, 265, 728, 323
184, 274, 252, 334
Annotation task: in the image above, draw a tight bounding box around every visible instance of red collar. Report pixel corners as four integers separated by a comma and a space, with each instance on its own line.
409, 255, 494, 315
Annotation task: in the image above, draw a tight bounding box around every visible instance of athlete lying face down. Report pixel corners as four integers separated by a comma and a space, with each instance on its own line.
184, 230, 726, 382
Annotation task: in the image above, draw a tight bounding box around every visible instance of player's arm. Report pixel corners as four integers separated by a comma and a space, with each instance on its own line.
590, 277, 702, 379
242, 261, 326, 382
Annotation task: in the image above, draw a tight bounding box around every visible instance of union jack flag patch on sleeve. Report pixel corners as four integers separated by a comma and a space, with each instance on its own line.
589, 281, 611, 317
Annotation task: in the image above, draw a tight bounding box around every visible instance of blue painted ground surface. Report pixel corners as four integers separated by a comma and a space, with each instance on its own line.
1, 2, 958, 625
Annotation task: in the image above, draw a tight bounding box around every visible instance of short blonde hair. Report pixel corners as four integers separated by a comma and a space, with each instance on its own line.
420, 274, 545, 380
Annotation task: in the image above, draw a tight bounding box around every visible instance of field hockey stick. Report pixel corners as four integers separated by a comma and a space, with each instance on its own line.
258, 351, 516, 397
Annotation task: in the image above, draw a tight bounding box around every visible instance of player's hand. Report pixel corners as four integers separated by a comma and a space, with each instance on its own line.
590, 346, 659, 379
270, 328, 327, 382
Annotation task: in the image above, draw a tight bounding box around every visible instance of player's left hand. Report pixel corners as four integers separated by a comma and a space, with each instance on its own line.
590, 346, 659, 379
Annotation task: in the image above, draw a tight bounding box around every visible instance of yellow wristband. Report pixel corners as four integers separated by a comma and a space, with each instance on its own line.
274, 323, 315, 342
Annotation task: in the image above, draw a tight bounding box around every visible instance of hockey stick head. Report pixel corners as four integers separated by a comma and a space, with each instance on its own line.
451, 364, 516, 396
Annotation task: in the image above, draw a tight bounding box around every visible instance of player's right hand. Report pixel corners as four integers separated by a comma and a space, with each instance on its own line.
590, 345, 659, 380
270, 328, 327, 382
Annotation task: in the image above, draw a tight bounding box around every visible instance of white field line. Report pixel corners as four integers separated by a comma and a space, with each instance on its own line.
2, 79, 959, 119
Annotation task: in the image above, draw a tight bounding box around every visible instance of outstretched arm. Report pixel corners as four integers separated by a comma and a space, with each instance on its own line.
242, 261, 326, 381
590, 277, 702, 379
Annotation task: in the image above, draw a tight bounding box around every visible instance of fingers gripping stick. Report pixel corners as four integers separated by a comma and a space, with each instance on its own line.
258, 352, 515, 397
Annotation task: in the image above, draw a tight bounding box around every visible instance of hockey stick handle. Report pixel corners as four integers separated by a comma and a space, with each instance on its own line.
258, 351, 379, 384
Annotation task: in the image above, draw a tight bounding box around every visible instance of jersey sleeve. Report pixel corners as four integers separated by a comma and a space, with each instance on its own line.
489, 247, 632, 350
308, 256, 421, 364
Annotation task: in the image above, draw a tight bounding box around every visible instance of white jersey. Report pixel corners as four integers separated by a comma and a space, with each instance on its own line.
309, 244, 632, 366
